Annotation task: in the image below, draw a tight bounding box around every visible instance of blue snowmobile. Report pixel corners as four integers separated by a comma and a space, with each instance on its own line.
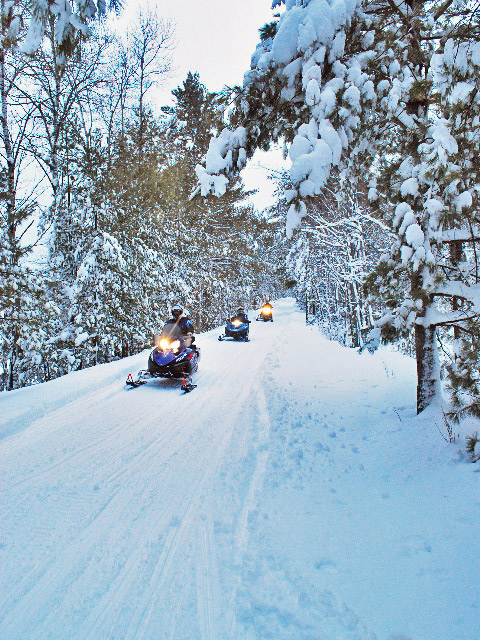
126, 324, 199, 393
218, 309, 250, 342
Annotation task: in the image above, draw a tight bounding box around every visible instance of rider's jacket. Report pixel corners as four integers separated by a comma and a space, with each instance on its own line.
163, 316, 195, 338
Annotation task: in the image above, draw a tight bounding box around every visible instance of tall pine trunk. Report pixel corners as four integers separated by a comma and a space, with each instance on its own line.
415, 323, 438, 413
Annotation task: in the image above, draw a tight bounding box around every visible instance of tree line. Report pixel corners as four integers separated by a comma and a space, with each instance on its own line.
0, 4, 285, 391
197, 0, 480, 421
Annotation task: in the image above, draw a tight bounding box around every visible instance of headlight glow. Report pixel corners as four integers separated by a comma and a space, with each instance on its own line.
159, 338, 170, 350
262, 306, 271, 315
159, 338, 181, 351
232, 319, 242, 327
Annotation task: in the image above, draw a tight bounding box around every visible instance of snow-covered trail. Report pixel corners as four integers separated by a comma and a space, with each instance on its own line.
0, 306, 280, 639
1, 298, 479, 640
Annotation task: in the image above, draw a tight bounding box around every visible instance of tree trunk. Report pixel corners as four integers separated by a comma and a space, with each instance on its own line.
8, 360, 14, 391
1, 30, 21, 392
450, 240, 464, 340
7, 333, 18, 391
0, 42, 16, 257
415, 322, 438, 413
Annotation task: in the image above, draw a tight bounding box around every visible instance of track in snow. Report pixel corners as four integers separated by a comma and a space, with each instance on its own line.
0, 301, 298, 639
2, 298, 477, 640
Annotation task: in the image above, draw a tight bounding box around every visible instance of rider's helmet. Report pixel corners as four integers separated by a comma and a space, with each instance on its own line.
172, 304, 183, 319
236, 307, 245, 315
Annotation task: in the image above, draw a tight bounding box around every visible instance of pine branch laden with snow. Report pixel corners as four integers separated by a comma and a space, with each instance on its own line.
365, 2, 480, 417
196, 0, 377, 231
18, 0, 116, 67
196, 0, 480, 417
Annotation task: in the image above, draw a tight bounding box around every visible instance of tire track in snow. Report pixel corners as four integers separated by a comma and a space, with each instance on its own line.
196, 519, 217, 640
0, 391, 219, 634
51, 343, 265, 638
6, 371, 208, 499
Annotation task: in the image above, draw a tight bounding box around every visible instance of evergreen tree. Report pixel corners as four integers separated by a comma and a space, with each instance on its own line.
363, 1, 480, 416
161, 72, 283, 330
19, 0, 122, 65
164, 71, 220, 163
197, 0, 480, 417
0, 235, 57, 390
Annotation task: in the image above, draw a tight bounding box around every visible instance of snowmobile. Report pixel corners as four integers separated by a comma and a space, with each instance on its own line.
256, 303, 273, 322
218, 317, 250, 342
126, 332, 200, 393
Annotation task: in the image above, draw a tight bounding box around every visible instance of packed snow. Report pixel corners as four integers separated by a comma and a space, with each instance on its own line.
1, 298, 479, 640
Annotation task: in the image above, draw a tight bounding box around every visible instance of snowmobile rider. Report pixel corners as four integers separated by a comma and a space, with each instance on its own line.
163, 304, 197, 350
232, 307, 249, 324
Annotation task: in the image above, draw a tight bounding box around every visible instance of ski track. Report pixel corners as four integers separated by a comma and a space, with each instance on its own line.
2, 298, 476, 640
0, 308, 285, 640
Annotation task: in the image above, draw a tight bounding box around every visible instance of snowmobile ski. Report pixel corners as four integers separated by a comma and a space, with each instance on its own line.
126, 373, 147, 388
181, 377, 197, 393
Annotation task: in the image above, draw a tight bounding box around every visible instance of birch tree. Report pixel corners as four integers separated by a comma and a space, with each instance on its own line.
0, 0, 54, 390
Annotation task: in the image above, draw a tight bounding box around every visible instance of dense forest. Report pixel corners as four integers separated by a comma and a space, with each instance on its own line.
0, 5, 286, 391
1, 0, 479, 425
197, 0, 480, 421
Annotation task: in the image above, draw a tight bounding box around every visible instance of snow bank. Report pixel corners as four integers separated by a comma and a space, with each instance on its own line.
0, 350, 149, 440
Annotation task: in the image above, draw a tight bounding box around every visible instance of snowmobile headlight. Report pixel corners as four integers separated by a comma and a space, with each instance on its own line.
262, 306, 271, 315
171, 340, 181, 352
232, 319, 242, 327
159, 338, 170, 350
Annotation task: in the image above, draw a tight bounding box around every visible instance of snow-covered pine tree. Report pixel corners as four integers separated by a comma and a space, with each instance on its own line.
197, 0, 480, 417
0, 233, 57, 390
19, 0, 122, 67
0, 0, 57, 389
163, 71, 220, 166
55, 108, 171, 368
161, 72, 283, 330
363, 1, 480, 416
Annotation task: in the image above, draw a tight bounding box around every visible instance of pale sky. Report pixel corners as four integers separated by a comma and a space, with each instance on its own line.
127, 0, 276, 96
119, 0, 287, 211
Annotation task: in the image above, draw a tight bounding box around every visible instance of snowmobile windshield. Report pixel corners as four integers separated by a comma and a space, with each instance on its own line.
162, 320, 184, 340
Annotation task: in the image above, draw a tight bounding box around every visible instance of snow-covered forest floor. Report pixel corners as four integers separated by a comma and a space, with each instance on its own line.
1, 298, 478, 640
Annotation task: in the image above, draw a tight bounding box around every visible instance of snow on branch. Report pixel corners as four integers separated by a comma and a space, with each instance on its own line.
19, 0, 116, 65
197, 0, 378, 236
